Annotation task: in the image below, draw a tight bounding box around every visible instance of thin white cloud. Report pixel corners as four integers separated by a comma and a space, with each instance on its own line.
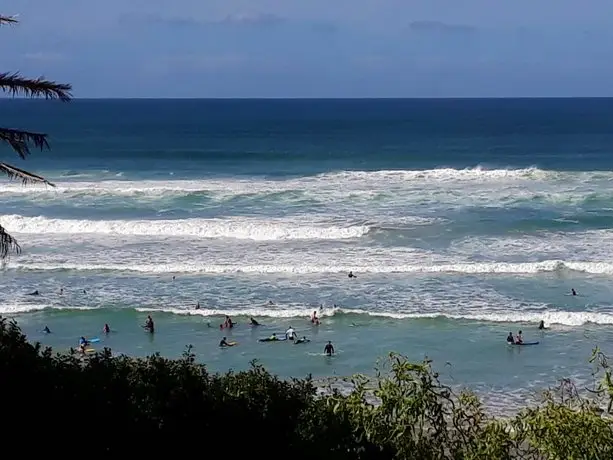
218, 12, 284, 26
22, 52, 68, 62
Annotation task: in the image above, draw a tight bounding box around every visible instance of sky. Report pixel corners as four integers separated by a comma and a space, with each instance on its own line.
2, 0, 613, 98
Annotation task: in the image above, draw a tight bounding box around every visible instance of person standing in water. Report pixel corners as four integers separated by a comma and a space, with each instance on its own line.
103, 324, 110, 334
515, 330, 523, 344
324, 341, 335, 356
143, 315, 154, 333
285, 326, 297, 340
311, 311, 320, 325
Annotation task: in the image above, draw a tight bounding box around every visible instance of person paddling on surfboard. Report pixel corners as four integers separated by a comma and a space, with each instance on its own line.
259, 333, 279, 342
219, 337, 230, 347
250, 317, 260, 326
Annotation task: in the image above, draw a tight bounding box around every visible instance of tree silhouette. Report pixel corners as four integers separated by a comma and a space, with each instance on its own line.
0, 14, 71, 258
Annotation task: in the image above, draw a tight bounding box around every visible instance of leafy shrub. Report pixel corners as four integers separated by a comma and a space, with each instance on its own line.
1, 316, 612, 458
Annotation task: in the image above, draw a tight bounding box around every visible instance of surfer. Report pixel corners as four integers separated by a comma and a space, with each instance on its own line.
295, 336, 310, 344
250, 317, 260, 326
348, 271, 356, 279
506, 332, 514, 344
143, 315, 154, 333
259, 333, 279, 342
571, 288, 577, 296
43, 326, 51, 334
324, 341, 335, 356
311, 310, 320, 325
219, 337, 230, 347
285, 326, 297, 340
538, 320, 546, 330
27, 290, 40, 296
515, 330, 523, 345
195, 302, 200, 310
60, 288, 63, 295
78, 336, 90, 353
221, 315, 234, 329
103, 323, 110, 334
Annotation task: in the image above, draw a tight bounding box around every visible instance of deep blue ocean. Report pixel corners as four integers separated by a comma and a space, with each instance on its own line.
3, 98, 613, 414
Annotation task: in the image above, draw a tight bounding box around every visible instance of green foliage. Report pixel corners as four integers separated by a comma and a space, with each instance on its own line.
1, 316, 612, 458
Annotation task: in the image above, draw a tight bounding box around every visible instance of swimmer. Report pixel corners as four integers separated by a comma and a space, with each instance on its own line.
311, 310, 320, 325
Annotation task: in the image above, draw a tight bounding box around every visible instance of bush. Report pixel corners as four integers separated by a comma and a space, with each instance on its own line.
1, 316, 612, 458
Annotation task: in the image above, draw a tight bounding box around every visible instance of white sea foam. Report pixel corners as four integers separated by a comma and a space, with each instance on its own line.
8, 259, 613, 275
1, 167, 611, 215
0, 215, 369, 240
0, 167, 555, 196
131, 305, 613, 326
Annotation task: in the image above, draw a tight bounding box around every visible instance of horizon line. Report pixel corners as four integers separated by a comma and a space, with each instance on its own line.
2, 96, 613, 101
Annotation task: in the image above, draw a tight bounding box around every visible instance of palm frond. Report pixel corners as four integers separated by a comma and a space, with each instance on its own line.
0, 224, 20, 259
0, 15, 18, 25
0, 162, 54, 186
0, 72, 72, 101
0, 127, 49, 159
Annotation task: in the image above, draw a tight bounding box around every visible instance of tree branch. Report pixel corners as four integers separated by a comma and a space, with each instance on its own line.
0, 15, 18, 25
0, 72, 72, 101
0, 224, 21, 259
0, 127, 50, 159
0, 162, 54, 186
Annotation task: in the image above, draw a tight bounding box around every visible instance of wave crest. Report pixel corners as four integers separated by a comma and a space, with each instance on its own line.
0, 215, 369, 241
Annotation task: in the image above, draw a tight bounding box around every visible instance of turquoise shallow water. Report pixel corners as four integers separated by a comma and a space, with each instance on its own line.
3, 98, 613, 413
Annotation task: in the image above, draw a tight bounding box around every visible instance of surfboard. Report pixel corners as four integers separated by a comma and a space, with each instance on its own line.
88, 338, 100, 343
258, 337, 287, 342
509, 341, 539, 346
85, 348, 95, 353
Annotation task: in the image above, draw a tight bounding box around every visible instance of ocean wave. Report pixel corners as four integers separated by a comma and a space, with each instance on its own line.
7, 259, 613, 275
2, 167, 612, 215
7, 303, 611, 327
162, 306, 613, 327
0, 215, 369, 240
0, 166, 562, 198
